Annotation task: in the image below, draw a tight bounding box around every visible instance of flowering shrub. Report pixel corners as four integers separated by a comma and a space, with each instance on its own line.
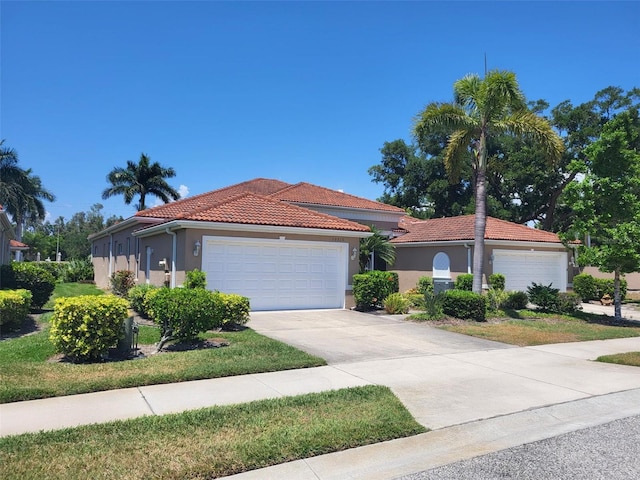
0, 289, 32, 330
110, 270, 136, 297
50, 295, 129, 362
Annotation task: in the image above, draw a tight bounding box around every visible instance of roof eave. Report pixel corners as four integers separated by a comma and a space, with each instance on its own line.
132, 220, 372, 239
393, 239, 566, 248
88, 216, 166, 241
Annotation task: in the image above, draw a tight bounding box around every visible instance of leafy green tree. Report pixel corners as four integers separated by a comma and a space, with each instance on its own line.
102, 153, 180, 211
563, 109, 640, 322
359, 226, 396, 273
413, 70, 563, 293
0, 140, 22, 209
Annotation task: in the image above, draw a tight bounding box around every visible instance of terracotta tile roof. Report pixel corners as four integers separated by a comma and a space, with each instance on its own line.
9, 239, 29, 248
270, 182, 406, 213
136, 178, 291, 219
391, 215, 562, 244
175, 192, 371, 232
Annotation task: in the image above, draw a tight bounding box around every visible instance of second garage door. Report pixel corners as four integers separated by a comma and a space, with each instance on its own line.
492, 249, 567, 292
202, 236, 347, 311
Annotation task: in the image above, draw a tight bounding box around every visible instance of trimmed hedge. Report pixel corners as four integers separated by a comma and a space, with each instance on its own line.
1, 262, 56, 310
454, 274, 474, 291
488, 273, 506, 291
150, 288, 218, 341
0, 289, 32, 330
416, 276, 434, 295
127, 284, 160, 318
503, 291, 529, 310
50, 295, 129, 362
573, 273, 628, 301
353, 270, 399, 311
443, 289, 486, 322
184, 269, 207, 289
213, 291, 251, 328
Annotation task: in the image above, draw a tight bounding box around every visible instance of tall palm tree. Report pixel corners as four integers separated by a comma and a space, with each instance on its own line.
0, 141, 56, 245
7, 169, 56, 242
413, 70, 564, 293
102, 153, 181, 211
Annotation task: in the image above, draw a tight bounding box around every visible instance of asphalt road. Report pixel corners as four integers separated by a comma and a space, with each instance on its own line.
397, 414, 640, 480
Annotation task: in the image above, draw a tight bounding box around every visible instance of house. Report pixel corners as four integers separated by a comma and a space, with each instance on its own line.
89, 179, 406, 310
0, 206, 14, 266
391, 215, 575, 293
9, 239, 29, 261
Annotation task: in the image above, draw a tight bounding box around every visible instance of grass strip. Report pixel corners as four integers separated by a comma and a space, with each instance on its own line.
0, 325, 325, 403
596, 351, 640, 366
441, 318, 640, 346
0, 385, 426, 479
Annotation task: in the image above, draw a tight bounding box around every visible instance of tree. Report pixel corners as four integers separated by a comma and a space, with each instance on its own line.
0, 140, 22, 209
102, 153, 180, 211
413, 70, 563, 293
359, 226, 396, 273
564, 109, 640, 322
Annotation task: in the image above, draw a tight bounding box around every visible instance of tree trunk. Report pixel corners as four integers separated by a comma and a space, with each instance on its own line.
472, 133, 488, 294
614, 268, 622, 323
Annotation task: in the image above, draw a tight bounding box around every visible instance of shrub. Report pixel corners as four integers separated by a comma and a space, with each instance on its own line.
558, 292, 582, 314
503, 291, 529, 310
527, 282, 560, 312
5, 262, 56, 310
213, 292, 251, 328
49, 295, 129, 362
488, 273, 506, 291
383, 292, 411, 314
416, 276, 434, 295
110, 270, 136, 297
127, 284, 160, 318
184, 268, 207, 289
353, 270, 399, 311
454, 274, 474, 291
405, 293, 426, 310
573, 273, 597, 301
63, 257, 94, 283
442, 290, 486, 322
423, 291, 445, 320
595, 277, 627, 300
485, 287, 510, 312
149, 287, 219, 341
0, 289, 32, 330
34, 261, 66, 282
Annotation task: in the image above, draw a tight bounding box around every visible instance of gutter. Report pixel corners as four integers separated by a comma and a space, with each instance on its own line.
165, 228, 177, 288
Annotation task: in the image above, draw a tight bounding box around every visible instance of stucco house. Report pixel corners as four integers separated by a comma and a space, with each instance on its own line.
391, 215, 576, 293
0, 206, 14, 266
89, 178, 406, 310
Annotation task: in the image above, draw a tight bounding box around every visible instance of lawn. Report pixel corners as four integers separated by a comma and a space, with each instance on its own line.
597, 351, 640, 367
409, 309, 640, 346
0, 385, 426, 479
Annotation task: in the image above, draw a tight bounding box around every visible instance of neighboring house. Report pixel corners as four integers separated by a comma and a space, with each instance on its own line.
9, 239, 29, 261
0, 205, 14, 266
89, 178, 406, 310
391, 215, 575, 293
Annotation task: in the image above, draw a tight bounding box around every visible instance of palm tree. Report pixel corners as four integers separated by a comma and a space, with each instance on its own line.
0, 141, 56, 245
102, 153, 181, 211
413, 70, 563, 293
359, 226, 396, 273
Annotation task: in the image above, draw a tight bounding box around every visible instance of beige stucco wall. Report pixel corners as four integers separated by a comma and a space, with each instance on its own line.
581, 267, 640, 291
393, 243, 572, 293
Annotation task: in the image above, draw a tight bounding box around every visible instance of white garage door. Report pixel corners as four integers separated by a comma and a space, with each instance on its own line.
492, 249, 567, 292
202, 236, 347, 311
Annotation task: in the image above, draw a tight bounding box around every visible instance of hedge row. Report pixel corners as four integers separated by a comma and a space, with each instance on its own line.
573, 274, 628, 301
1, 263, 56, 309
0, 289, 32, 330
353, 270, 399, 311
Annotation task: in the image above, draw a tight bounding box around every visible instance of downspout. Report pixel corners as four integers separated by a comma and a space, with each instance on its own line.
165, 228, 177, 288
108, 234, 114, 277
464, 243, 471, 274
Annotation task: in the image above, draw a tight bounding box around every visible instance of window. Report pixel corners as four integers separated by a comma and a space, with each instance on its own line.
118, 243, 123, 255
433, 252, 451, 279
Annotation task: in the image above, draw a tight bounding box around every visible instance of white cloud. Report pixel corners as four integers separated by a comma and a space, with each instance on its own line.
178, 184, 190, 198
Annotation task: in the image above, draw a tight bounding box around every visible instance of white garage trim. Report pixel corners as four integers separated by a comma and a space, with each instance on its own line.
201, 236, 348, 311
492, 249, 568, 292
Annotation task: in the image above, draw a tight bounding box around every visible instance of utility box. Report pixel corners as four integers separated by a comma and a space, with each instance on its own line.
117, 316, 139, 356
433, 279, 454, 295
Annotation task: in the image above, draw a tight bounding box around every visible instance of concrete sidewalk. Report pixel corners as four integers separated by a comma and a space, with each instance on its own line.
2, 309, 640, 479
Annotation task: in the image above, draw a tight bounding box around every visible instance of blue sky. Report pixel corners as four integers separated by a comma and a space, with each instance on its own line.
2, 1, 639, 223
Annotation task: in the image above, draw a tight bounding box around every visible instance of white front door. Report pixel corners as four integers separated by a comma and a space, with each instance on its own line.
202, 236, 347, 311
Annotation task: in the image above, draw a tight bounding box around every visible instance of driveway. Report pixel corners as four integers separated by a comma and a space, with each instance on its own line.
248, 309, 512, 364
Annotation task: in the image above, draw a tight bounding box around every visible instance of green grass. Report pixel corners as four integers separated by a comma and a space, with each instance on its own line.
44, 282, 105, 309
0, 385, 426, 479
597, 351, 640, 366
0, 321, 325, 403
438, 310, 640, 346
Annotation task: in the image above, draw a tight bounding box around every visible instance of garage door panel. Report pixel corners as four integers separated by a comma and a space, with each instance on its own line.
202, 236, 346, 311
493, 250, 567, 292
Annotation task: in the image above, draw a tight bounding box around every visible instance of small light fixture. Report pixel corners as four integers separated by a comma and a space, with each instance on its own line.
351, 247, 358, 260
193, 240, 201, 257
489, 253, 494, 265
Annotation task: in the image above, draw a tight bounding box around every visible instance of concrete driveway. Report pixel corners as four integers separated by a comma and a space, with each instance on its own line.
248, 309, 512, 364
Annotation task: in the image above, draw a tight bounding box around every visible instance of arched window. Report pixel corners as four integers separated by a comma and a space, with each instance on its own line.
433, 252, 451, 279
